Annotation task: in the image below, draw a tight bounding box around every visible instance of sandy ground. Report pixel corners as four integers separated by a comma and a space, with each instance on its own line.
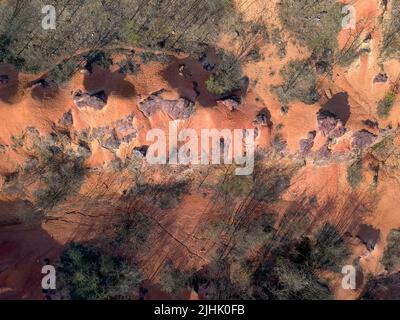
0, 0, 399, 300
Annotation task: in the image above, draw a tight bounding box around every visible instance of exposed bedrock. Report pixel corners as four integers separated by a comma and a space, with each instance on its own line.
73, 90, 107, 110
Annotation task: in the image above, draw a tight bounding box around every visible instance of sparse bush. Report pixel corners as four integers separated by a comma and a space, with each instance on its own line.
118, 59, 139, 74
382, 0, 400, 60
273, 59, 320, 107
112, 212, 154, 252
311, 223, 351, 272
139, 51, 172, 65
31, 144, 87, 210
253, 162, 296, 203
159, 261, 189, 294
278, 0, 342, 55
58, 242, 143, 300
46, 56, 82, 86
377, 91, 396, 118
206, 50, 243, 95
382, 228, 400, 272
271, 28, 287, 59
253, 256, 332, 300
347, 158, 363, 189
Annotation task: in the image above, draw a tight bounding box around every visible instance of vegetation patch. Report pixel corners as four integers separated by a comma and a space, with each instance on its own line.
273, 59, 320, 108
206, 50, 244, 96
382, 0, 400, 60
278, 0, 342, 55
377, 91, 396, 118
382, 228, 400, 272
58, 243, 143, 300
347, 158, 363, 189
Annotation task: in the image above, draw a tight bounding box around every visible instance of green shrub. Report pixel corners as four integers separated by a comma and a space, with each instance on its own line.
118, 59, 139, 74
32, 145, 87, 210
159, 261, 189, 294
278, 0, 342, 54
347, 158, 363, 189
382, 0, 400, 60
382, 228, 400, 272
377, 91, 396, 118
273, 59, 320, 107
112, 212, 154, 252
206, 50, 243, 95
58, 243, 143, 300
311, 223, 351, 272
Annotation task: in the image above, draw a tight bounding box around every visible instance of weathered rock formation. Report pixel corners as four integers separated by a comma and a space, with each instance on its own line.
254, 107, 273, 127
139, 91, 195, 119
352, 129, 377, 151
73, 90, 107, 110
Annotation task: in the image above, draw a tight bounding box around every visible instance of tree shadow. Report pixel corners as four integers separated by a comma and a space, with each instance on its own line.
0, 64, 19, 104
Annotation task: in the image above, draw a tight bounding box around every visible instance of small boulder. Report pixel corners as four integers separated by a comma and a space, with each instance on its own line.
254, 107, 273, 127
219, 96, 241, 111
139, 94, 163, 117
133, 145, 149, 157
299, 131, 316, 156
163, 98, 195, 120
101, 129, 120, 150
317, 109, 346, 138
73, 90, 107, 110
352, 129, 377, 151
373, 73, 388, 83
59, 110, 73, 127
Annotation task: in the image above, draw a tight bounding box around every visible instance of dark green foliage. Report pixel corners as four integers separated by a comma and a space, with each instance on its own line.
253, 163, 295, 203
133, 180, 190, 209
159, 261, 189, 294
58, 242, 143, 300
83, 50, 113, 73
118, 59, 139, 74
382, 0, 400, 60
311, 223, 351, 272
278, 0, 342, 54
112, 212, 154, 252
274, 59, 320, 107
377, 91, 396, 118
361, 273, 400, 300
382, 228, 400, 272
253, 257, 331, 300
347, 158, 363, 189
139, 51, 172, 65
46, 56, 82, 86
206, 50, 243, 95
32, 143, 87, 210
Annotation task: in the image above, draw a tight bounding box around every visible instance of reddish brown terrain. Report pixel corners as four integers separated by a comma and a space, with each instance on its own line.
0, 0, 399, 300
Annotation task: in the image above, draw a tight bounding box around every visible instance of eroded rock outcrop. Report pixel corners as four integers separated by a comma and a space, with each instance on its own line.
352, 129, 377, 151
163, 98, 195, 120
373, 73, 388, 83
254, 107, 273, 127
317, 109, 346, 139
218, 96, 241, 111
139, 91, 195, 119
299, 131, 316, 156
73, 90, 107, 110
